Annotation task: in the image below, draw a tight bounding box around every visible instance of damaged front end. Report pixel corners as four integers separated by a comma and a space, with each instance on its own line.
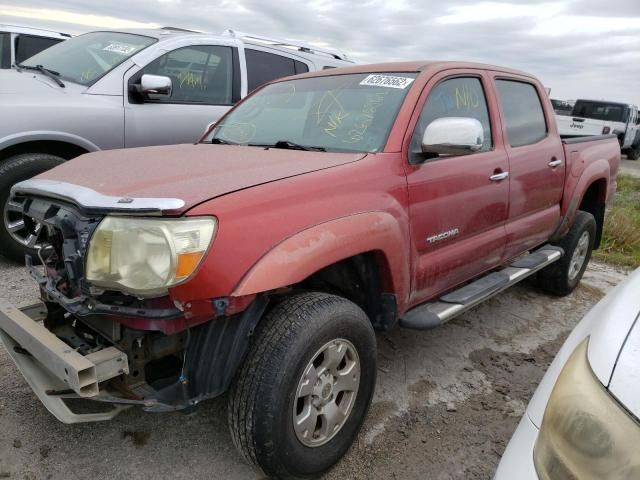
0, 180, 265, 423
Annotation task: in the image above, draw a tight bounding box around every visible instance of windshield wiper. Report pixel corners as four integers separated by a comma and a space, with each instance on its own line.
17, 64, 65, 88
211, 137, 235, 145
254, 140, 326, 152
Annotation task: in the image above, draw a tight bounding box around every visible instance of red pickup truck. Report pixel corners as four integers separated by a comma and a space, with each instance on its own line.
0, 61, 620, 479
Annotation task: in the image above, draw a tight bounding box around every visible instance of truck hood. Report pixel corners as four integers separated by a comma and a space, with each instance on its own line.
24, 144, 366, 213
0, 68, 86, 96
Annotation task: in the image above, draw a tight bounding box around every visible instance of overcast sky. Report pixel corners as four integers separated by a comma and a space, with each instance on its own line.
2, 0, 639, 105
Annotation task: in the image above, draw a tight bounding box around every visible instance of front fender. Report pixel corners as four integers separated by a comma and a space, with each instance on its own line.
0, 131, 101, 153
232, 211, 411, 308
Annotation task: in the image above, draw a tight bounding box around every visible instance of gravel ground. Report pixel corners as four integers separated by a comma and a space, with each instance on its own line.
0, 257, 629, 479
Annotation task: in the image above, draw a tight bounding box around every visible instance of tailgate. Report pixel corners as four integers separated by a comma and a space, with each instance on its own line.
557, 115, 606, 136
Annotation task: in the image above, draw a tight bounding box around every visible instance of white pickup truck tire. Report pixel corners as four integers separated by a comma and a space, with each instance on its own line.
0, 153, 65, 262
537, 210, 596, 296
228, 292, 377, 479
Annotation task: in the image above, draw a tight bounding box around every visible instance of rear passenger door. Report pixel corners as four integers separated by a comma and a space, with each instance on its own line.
124, 44, 241, 147
244, 47, 309, 93
405, 72, 510, 304
494, 76, 565, 260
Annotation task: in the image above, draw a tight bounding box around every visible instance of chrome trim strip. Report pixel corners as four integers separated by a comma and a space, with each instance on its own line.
11, 179, 185, 213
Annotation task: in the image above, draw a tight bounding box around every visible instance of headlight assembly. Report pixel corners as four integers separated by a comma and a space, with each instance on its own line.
86, 216, 216, 296
534, 339, 640, 479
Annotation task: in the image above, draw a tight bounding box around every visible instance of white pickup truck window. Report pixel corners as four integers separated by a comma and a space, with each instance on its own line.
141, 45, 234, 105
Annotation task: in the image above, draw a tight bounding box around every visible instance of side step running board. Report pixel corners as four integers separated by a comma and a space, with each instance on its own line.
399, 245, 564, 330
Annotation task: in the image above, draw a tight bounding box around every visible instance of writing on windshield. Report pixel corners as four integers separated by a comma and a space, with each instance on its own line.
210, 72, 417, 153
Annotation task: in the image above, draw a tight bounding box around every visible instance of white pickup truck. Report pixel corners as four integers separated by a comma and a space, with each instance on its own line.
556, 99, 640, 160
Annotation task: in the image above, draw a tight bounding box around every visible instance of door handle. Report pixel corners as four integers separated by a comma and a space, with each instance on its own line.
489, 171, 509, 182
548, 159, 562, 168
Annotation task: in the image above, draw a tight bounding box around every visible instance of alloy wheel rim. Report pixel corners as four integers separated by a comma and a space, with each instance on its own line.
293, 338, 360, 447
568, 231, 590, 281
3, 197, 44, 250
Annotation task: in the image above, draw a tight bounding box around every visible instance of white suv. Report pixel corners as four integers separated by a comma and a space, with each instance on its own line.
0, 24, 70, 69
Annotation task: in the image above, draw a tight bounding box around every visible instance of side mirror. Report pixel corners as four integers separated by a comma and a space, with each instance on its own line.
422, 117, 484, 156
140, 74, 172, 100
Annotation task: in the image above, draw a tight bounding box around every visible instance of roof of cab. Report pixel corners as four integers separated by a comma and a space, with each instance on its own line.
72, 28, 351, 65
290, 60, 536, 80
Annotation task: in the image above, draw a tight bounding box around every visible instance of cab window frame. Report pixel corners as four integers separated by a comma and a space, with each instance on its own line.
129, 44, 241, 106
409, 74, 495, 165
0, 32, 10, 69
495, 77, 549, 148
14, 34, 63, 65
244, 47, 310, 93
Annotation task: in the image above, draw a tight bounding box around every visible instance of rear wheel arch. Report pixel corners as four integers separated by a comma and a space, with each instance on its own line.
577, 178, 607, 249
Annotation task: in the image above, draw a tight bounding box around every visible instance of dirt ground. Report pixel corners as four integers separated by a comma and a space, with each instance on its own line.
0, 258, 629, 480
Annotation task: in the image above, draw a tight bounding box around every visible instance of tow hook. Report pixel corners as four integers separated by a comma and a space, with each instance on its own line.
212, 297, 229, 317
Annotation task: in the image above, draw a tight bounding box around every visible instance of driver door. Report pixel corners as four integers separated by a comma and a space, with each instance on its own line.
405, 72, 510, 305
124, 44, 240, 148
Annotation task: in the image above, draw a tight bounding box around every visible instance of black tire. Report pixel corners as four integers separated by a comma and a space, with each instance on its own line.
0, 153, 65, 262
228, 292, 377, 480
627, 147, 640, 161
537, 210, 596, 296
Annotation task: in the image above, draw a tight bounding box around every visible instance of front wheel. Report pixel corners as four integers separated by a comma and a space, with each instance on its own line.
228, 293, 377, 479
537, 210, 596, 296
627, 147, 640, 161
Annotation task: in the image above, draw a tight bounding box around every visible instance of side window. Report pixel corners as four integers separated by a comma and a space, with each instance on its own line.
496, 80, 547, 147
142, 45, 234, 105
14, 35, 61, 64
245, 49, 305, 92
411, 77, 493, 156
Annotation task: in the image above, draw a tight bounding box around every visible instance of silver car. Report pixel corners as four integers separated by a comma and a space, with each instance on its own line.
495, 267, 640, 479
0, 28, 351, 260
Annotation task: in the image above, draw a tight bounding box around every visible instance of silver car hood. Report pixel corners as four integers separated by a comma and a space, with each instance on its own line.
608, 311, 640, 419
0, 69, 86, 96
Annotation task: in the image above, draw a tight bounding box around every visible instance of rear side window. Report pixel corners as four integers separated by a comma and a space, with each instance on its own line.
571, 100, 626, 123
245, 49, 307, 92
496, 80, 547, 147
15, 35, 62, 64
0, 32, 9, 68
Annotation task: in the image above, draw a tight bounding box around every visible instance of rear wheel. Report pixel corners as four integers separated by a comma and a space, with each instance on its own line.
228, 293, 377, 479
627, 147, 640, 161
0, 153, 65, 262
537, 210, 596, 296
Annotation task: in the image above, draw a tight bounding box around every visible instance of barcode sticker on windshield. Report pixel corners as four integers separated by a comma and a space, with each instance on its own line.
360, 74, 414, 89
103, 43, 137, 55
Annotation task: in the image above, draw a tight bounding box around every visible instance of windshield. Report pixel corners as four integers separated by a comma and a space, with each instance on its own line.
208, 72, 418, 153
572, 100, 627, 123
21, 31, 156, 86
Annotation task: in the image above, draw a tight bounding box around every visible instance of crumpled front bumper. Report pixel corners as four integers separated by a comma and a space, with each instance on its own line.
0, 301, 130, 423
